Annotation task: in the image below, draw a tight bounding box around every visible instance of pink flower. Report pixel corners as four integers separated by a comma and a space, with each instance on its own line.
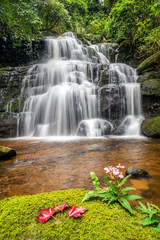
112, 167, 120, 176
108, 166, 113, 171
116, 164, 125, 169
104, 167, 110, 173
118, 174, 124, 179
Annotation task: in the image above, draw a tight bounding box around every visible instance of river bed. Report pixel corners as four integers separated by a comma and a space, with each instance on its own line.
0, 137, 160, 205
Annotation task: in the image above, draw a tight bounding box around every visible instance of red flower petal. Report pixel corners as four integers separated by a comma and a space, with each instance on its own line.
36, 202, 69, 223
68, 206, 85, 218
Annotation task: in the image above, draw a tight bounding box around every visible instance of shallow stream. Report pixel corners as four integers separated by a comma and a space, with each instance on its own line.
0, 137, 160, 205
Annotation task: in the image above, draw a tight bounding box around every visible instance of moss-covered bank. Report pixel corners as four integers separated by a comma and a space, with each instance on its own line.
0, 189, 159, 239
141, 116, 160, 138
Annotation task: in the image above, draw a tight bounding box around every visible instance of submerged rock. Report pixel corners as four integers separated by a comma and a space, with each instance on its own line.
126, 166, 150, 179
141, 116, 160, 138
0, 146, 17, 160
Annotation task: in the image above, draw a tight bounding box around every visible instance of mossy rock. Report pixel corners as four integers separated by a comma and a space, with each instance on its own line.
137, 51, 160, 75
137, 71, 157, 83
0, 145, 17, 160
141, 79, 160, 96
0, 189, 159, 239
141, 116, 160, 138
87, 46, 99, 59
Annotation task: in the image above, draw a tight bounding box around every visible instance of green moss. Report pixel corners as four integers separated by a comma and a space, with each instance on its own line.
0, 146, 11, 153
0, 189, 159, 240
137, 72, 157, 83
142, 79, 160, 96
137, 51, 160, 75
141, 116, 160, 138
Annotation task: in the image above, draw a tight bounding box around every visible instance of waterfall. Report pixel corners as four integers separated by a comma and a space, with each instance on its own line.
17, 32, 143, 137
108, 63, 144, 135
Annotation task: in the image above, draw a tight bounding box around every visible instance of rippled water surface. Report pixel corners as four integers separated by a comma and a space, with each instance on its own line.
0, 137, 160, 205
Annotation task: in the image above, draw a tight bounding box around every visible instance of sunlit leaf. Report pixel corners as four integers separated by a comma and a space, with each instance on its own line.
124, 194, 142, 201
118, 175, 131, 187
36, 202, 69, 223
118, 198, 132, 214
68, 206, 85, 218
90, 172, 100, 191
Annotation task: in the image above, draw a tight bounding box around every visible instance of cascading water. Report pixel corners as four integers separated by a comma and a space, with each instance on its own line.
108, 63, 144, 135
17, 32, 143, 137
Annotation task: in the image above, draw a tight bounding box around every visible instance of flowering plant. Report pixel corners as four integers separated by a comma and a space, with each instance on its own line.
82, 164, 142, 214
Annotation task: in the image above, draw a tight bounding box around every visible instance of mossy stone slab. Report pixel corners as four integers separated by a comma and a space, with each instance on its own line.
141, 116, 160, 138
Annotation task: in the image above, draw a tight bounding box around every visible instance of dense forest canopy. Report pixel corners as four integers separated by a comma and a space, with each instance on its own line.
0, 0, 160, 66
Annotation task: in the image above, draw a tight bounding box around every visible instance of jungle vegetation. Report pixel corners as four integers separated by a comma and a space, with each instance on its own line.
0, 0, 160, 66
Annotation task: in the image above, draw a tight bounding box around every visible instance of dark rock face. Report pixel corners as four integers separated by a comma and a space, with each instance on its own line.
99, 84, 126, 120
137, 52, 160, 118
0, 146, 17, 160
125, 166, 150, 179
141, 117, 160, 138
0, 38, 46, 68
0, 66, 31, 138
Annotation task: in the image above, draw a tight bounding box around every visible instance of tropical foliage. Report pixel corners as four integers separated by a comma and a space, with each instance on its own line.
137, 202, 160, 232
0, 0, 159, 65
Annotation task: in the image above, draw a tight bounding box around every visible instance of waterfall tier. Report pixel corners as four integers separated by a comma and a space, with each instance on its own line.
17, 32, 143, 137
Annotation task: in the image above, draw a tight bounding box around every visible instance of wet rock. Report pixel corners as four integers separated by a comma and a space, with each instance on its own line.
99, 69, 110, 86
0, 146, 17, 160
125, 166, 150, 179
0, 65, 33, 138
100, 84, 126, 119
125, 167, 150, 179
77, 119, 113, 137
141, 116, 160, 138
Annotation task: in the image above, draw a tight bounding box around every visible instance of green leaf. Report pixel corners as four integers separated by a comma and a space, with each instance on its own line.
82, 190, 98, 202
118, 198, 132, 214
154, 223, 160, 232
90, 172, 100, 191
124, 194, 142, 201
103, 194, 118, 204
120, 187, 136, 192
149, 209, 158, 220
151, 204, 160, 212
104, 176, 117, 193
82, 189, 110, 202
140, 217, 159, 226
137, 201, 147, 211
118, 174, 131, 187
147, 202, 151, 211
